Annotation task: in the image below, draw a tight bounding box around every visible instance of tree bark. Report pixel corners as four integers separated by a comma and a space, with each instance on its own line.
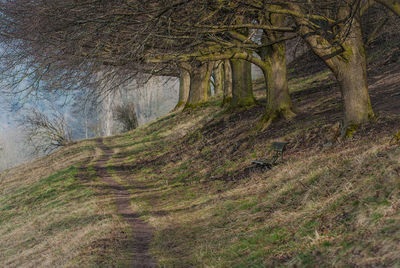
289, 3, 374, 134
259, 40, 295, 127
173, 67, 190, 110
185, 61, 213, 108
229, 59, 255, 108
214, 61, 224, 96
333, 56, 374, 132
222, 60, 233, 105
330, 17, 374, 132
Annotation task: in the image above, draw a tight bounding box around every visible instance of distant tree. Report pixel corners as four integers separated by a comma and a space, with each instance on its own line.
113, 102, 139, 132
19, 109, 72, 155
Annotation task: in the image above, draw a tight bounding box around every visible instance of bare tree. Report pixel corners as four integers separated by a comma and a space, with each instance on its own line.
0, 0, 398, 133
113, 103, 139, 132
19, 108, 72, 155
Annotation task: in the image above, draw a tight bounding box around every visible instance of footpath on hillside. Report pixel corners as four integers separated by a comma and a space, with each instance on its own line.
95, 139, 157, 268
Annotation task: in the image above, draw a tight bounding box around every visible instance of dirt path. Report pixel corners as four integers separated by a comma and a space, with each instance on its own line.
95, 138, 158, 268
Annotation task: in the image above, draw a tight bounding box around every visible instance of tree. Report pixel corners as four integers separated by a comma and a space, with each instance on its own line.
184, 61, 214, 108
230, 58, 255, 108
0, 0, 180, 100
113, 102, 139, 132
174, 66, 191, 110
285, 1, 374, 133
0, 0, 396, 134
19, 108, 72, 155
222, 60, 233, 106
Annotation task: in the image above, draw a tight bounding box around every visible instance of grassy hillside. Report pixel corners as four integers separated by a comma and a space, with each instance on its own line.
0, 141, 132, 267
102, 64, 400, 266
1, 50, 400, 267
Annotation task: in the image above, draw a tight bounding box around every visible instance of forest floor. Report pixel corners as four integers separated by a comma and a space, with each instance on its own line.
1, 40, 400, 267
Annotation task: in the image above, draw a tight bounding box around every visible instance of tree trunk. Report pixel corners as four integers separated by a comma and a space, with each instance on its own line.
289, 3, 374, 135
330, 18, 374, 134
259, 40, 295, 127
185, 61, 213, 108
173, 68, 190, 110
214, 61, 224, 96
206, 62, 215, 97
229, 59, 255, 108
222, 60, 232, 105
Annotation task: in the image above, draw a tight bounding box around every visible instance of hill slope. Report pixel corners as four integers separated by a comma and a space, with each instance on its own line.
1, 54, 400, 267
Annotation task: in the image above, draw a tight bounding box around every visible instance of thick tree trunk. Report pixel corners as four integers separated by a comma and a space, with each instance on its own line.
214, 61, 224, 96
330, 19, 374, 134
333, 61, 374, 131
185, 61, 213, 108
229, 59, 255, 108
259, 41, 295, 127
222, 60, 232, 105
289, 3, 374, 135
173, 68, 190, 110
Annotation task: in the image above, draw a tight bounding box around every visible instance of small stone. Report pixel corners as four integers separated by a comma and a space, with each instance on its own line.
376, 152, 386, 158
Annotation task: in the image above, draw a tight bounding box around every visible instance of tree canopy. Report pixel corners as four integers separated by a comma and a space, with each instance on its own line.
0, 0, 399, 133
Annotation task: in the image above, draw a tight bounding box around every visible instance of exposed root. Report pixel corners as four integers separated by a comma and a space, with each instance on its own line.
220, 97, 232, 107
341, 123, 359, 138
254, 108, 296, 131
227, 98, 256, 110
171, 101, 185, 112
340, 115, 376, 138
183, 102, 208, 110
390, 130, 400, 145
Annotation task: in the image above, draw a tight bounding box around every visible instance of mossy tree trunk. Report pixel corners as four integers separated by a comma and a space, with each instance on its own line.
226, 10, 294, 127
229, 59, 255, 108
259, 36, 295, 127
185, 61, 213, 108
291, 4, 374, 133
332, 38, 374, 131
214, 61, 224, 96
329, 15, 374, 131
228, 15, 255, 109
222, 60, 232, 105
173, 67, 190, 110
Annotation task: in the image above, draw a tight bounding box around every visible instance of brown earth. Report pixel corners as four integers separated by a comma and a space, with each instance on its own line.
95, 139, 157, 268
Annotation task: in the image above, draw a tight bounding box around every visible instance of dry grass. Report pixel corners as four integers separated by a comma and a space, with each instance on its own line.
1, 41, 400, 267
0, 140, 131, 267
106, 124, 400, 266
102, 58, 400, 267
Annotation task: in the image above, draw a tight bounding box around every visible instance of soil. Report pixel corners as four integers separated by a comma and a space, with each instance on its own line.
95, 139, 157, 268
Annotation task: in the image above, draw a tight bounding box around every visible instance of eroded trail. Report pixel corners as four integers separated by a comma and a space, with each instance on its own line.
95, 138, 157, 268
